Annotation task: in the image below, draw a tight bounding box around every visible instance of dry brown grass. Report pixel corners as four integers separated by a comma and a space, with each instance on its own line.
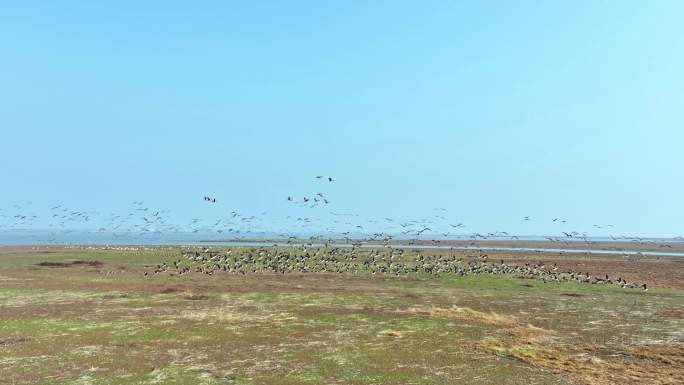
180, 291, 209, 300
478, 323, 684, 385
408, 306, 684, 384
406, 306, 521, 328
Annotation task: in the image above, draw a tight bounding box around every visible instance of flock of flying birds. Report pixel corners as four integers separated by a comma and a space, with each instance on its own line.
2, 175, 682, 291
287, 175, 334, 207
1, 175, 682, 253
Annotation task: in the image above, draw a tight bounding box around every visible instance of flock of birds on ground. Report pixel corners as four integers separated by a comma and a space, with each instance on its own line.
143, 246, 650, 291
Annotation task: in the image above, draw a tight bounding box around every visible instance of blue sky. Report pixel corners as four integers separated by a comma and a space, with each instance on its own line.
1, 1, 683, 238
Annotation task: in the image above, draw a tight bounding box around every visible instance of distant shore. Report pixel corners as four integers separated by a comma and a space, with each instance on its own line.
199, 238, 684, 253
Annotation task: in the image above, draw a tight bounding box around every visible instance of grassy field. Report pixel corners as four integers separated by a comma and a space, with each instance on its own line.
1, 247, 683, 385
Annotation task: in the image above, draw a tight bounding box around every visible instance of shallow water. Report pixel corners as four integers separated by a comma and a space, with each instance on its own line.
195, 241, 684, 257
1, 230, 684, 257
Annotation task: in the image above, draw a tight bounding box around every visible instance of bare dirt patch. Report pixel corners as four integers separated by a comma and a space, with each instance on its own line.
71, 260, 104, 268
35, 260, 104, 268
658, 308, 684, 319
159, 286, 183, 294
560, 293, 584, 297
36, 261, 71, 268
